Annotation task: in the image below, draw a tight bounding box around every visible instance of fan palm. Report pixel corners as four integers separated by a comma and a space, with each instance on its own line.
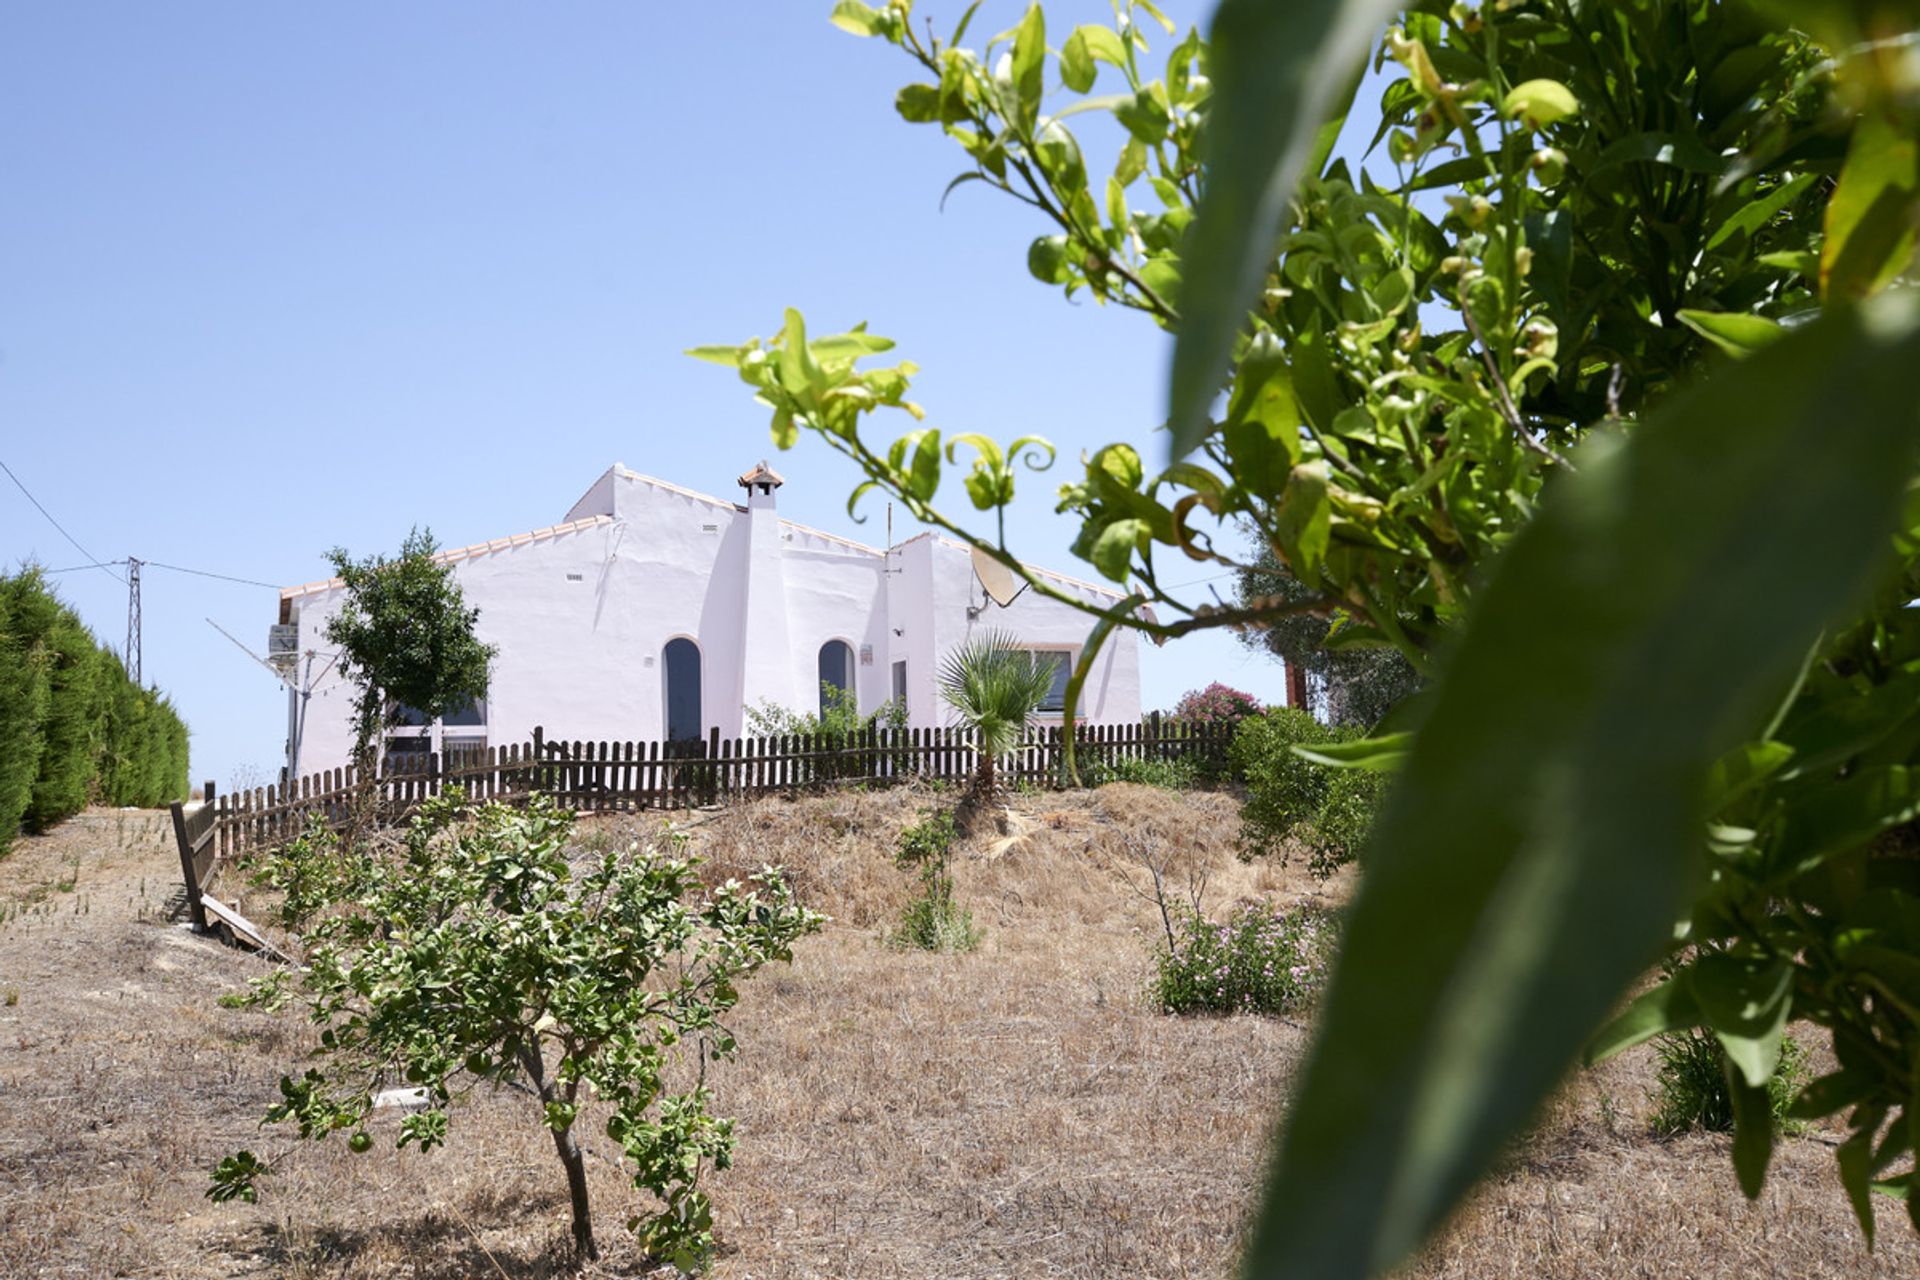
937, 630, 1055, 808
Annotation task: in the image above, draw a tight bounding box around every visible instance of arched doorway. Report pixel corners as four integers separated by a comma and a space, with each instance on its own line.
663, 638, 702, 742
818, 639, 854, 715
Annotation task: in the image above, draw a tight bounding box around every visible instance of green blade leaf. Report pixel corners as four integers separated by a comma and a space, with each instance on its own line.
1166, 0, 1401, 459
1688, 953, 1792, 1089
1292, 733, 1412, 771
1727, 1062, 1775, 1199
1824, 109, 1919, 303
1676, 310, 1785, 359
1583, 976, 1702, 1066
1838, 1124, 1877, 1245
1241, 294, 1920, 1280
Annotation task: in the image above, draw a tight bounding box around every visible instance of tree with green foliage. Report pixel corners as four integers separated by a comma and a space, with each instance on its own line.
936, 629, 1055, 815
1234, 547, 1421, 729
0, 569, 185, 845
323, 528, 496, 774
213, 793, 821, 1266
0, 588, 50, 853
693, 0, 1920, 1267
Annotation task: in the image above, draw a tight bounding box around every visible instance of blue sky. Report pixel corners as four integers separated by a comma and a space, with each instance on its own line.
0, 1, 1317, 789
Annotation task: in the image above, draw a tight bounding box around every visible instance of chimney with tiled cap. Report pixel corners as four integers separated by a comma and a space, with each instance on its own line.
736, 459, 796, 712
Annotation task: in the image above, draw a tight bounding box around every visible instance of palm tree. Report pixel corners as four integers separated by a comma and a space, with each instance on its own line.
937, 630, 1055, 814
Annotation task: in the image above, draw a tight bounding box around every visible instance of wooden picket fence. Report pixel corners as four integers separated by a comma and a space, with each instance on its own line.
170, 716, 1228, 918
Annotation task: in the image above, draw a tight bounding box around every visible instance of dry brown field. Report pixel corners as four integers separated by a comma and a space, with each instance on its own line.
0, 784, 1910, 1278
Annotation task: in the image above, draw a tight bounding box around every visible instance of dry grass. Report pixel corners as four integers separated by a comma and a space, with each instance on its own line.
0, 786, 1911, 1278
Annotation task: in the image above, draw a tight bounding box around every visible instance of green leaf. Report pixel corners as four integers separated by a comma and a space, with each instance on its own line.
1060, 27, 1097, 93
1091, 518, 1147, 582
1166, 0, 1401, 458
1677, 310, 1785, 359
1241, 294, 1920, 1279
1590, 131, 1724, 176
1838, 1124, 1878, 1245
1703, 740, 1794, 810
683, 345, 743, 368
896, 83, 941, 123
1789, 1068, 1879, 1120
829, 0, 884, 36
1704, 173, 1818, 252
1584, 976, 1702, 1066
1727, 1063, 1775, 1199
1689, 953, 1792, 1088
1009, 3, 1046, 130
1500, 79, 1579, 129
1772, 764, 1920, 878
1778, 667, 1920, 778
1824, 109, 1919, 303
1274, 460, 1331, 575
1292, 733, 1412, 771
1113, 88, 1172, 144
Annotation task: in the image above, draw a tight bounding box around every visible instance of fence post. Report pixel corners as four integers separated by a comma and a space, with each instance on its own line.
706, 726, 721, 806
171, 800, 208, 932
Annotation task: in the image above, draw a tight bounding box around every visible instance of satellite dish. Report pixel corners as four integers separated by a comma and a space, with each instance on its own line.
970, 546, 1020, 608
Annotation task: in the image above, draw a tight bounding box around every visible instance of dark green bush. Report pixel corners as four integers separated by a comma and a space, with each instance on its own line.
1302, 763, 1388, 880
1649, 1029, 1810, 1138
0, 590, 50, 855
1083, 754, 1200, 791
1152, 901, 1339, 1016
1230, 707, 1389, 878
0, 569, 188, 850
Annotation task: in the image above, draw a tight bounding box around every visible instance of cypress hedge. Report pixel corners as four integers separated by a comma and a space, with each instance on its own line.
0, 569, 189, 854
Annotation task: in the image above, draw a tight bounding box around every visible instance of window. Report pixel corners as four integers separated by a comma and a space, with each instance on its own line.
818, 640, 854, 715
664, 638, 702, 742
443, 696, 486, 727
891, 659, 907, 704
1024, 650, 1072, 714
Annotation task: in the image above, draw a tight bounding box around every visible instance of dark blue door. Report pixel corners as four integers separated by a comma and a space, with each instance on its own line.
664, 638, 702, 742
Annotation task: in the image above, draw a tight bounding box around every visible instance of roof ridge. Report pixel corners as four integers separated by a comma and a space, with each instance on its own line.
279, 514, 614, 599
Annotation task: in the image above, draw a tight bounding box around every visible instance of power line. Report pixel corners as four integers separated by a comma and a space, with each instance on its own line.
42, 557, 279, 590
0, 457, 126, 586
43, 560, 129, 575
145, 560, 280, 590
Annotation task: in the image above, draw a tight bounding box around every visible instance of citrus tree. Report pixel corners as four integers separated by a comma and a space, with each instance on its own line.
694, 0, 1920, 1273
211, 793, 822, 1267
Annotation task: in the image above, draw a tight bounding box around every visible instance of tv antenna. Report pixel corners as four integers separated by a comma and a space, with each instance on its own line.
207, 617, 337, 779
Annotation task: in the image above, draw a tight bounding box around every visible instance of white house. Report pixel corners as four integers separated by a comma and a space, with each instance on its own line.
273, 461, 1141, 774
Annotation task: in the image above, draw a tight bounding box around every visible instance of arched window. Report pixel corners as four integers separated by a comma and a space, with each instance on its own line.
818, 640, 855, 715
663, 638, 702, 742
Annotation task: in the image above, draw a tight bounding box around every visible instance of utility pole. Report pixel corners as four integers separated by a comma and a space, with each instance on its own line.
124, 556, 142, 685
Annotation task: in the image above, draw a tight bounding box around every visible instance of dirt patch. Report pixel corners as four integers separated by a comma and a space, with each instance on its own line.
0, 789, 1910, 1278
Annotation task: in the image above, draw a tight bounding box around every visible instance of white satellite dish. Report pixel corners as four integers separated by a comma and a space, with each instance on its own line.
970, 546, 1021, 608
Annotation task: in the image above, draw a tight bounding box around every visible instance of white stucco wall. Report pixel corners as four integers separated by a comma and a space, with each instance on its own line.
278, 464, 1142, 775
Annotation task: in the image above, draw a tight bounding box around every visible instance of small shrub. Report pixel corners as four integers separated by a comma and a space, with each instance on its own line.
890, 808, 978, 952
1231, 707, 1388, 876
1083, 754, 1200, 790
1153, 901, 1338, 1016
746, 685, 909, 784
1302, 763, 1388, 879
1649, 1028, 1810, 1137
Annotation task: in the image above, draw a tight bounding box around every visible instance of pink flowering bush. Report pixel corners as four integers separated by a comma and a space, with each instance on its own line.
1152, 901, 1338, 1016
1170, 682, 1263, 733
